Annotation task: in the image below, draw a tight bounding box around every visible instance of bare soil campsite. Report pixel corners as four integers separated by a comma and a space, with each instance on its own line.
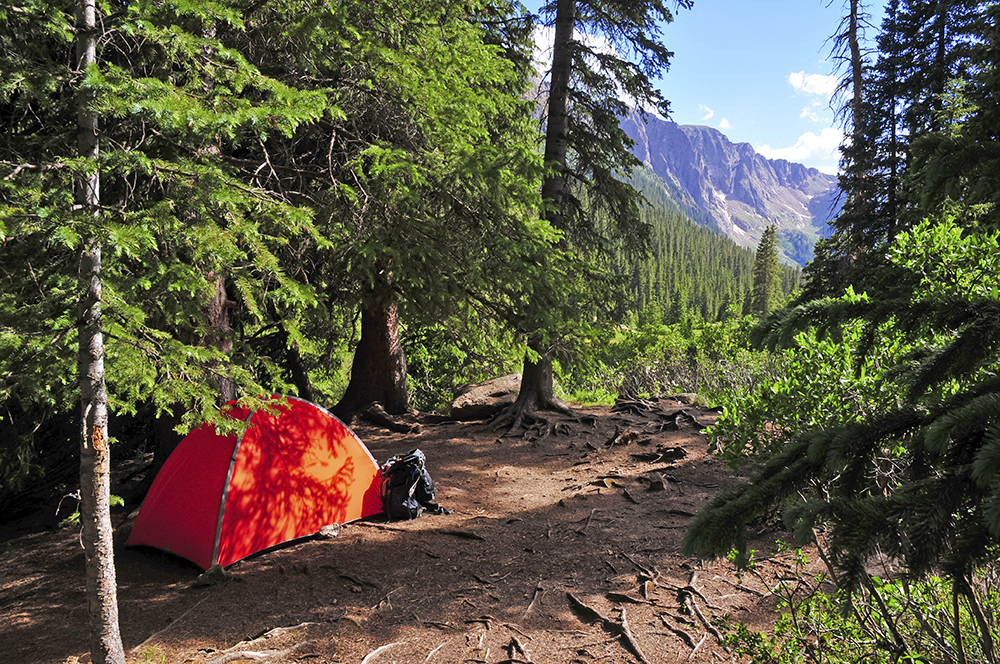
2, 399, 820, 664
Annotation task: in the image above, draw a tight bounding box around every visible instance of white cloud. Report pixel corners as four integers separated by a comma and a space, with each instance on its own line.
699, 104, 714, 121
756, 127, 843, 166
719, 118, 732, 130
788, 71, 838, 98
800, 100, 829, 122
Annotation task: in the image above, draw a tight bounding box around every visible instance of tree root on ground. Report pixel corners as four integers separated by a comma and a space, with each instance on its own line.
490, 394, 575, 438
359, 402, 421, 433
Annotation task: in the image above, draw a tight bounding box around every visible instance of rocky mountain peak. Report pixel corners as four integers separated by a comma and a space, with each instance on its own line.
621, 109, 840, 266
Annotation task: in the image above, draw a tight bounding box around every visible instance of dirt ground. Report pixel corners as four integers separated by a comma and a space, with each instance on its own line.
1, 398, 822, 664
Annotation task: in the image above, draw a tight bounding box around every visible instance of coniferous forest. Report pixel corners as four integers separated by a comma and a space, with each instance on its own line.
3, 0, 1000, 661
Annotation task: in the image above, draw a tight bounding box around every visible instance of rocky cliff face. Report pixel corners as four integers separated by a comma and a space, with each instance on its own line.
621, 109, 840, 266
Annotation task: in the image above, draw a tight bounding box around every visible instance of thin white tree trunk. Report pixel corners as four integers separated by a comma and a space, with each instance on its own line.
76, 0, 126, 660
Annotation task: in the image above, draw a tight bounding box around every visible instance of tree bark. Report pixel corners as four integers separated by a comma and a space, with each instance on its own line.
496, 337, 573, 434
503, 0, 578, 431
333, 288, 409, 421
206, 271, 237, 404
76, 0, 125, 659
540, 0, 575, 221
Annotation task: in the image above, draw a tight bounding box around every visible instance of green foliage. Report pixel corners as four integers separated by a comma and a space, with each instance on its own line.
553, 302, 785, 413
403, 313, 522, 413
625, 170, 801, 323
685, 204, 1000, 597
710, 306, 906, 472
750, 225, 783, 318
723, 546, 1000, 664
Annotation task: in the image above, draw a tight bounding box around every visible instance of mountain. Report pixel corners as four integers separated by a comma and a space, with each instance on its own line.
620, 109, 840, 267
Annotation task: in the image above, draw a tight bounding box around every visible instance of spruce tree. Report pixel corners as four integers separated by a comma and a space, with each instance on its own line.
684, 8, 1000, 638
497, 0, 692, 432
750, 225, 781, 317
225, 0, 547, 421
1, 0, 328, 655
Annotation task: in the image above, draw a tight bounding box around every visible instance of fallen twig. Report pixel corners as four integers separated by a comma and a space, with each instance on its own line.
524, 581, 544, 616
423, 639, 451, 664
361, 641, 406, 664
687, 633, 709, 661
506, 635, 531, 661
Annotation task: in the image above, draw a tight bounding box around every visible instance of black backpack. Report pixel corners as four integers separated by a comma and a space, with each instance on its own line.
379, 449, 448, 520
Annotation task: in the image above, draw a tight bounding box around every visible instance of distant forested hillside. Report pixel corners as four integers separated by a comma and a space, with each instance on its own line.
620, 168, 801, 321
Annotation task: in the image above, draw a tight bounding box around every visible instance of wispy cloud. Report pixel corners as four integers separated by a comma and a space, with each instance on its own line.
756, 127, 843, 170
800, 100, 829, 122
719, 118, 732, 131
700, 104, 715, 121
788, 71, 838, 97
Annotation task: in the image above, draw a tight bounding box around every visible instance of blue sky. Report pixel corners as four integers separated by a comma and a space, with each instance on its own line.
526, 0, 888, 174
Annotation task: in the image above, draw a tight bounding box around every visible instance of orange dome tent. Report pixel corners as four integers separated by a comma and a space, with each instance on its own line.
127, 396, 383, 570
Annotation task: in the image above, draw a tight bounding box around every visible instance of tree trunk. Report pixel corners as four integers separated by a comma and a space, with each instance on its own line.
848, 0, 864, 142
501, 0, 577, 432
206, 271, 237, 404
495, 337, 573, 435
540, 0, 575, 221
284, 331, 315, 402
76, 0, 125, 659
333, 290, 409, 421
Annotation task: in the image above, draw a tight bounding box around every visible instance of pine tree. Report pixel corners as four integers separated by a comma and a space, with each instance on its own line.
750, 225, 781, 317
496, 0, 692, 432
220, 0, 548, 423
802, 0, 987, 300
1, 1, 329, 655
685, 10, 1000, 646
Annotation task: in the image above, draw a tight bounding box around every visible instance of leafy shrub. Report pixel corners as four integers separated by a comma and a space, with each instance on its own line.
708, 298, 906, 472
723, 548, 1000, 664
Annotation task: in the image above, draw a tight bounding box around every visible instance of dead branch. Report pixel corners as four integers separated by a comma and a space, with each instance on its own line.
424, 640, 451, 664
687, 633, 709, 661
203, 645, 304, 664
524, 581, 544, 616
360, 641, 406, 664
506, 636, 531, 661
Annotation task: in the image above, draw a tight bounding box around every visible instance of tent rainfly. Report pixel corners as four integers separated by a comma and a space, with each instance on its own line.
127, 396, 383, 570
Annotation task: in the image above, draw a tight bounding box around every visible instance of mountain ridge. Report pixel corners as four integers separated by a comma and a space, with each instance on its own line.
621, 109, 840, 266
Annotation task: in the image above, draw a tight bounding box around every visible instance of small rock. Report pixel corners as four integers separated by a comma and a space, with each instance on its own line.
317, 523, 342, 539
193, 565, 229, 587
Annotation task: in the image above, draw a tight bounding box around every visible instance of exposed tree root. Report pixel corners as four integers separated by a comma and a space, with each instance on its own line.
491, 393, 575, 438
359, 402, 421, 433
202, 644, 304, 664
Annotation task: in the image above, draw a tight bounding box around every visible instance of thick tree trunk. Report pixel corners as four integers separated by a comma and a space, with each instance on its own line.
503, 0, 577, 431
333, 290, 409, 421
284, 335, 315, 402
495, 337, 573, 435
76, 0, 125, 659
